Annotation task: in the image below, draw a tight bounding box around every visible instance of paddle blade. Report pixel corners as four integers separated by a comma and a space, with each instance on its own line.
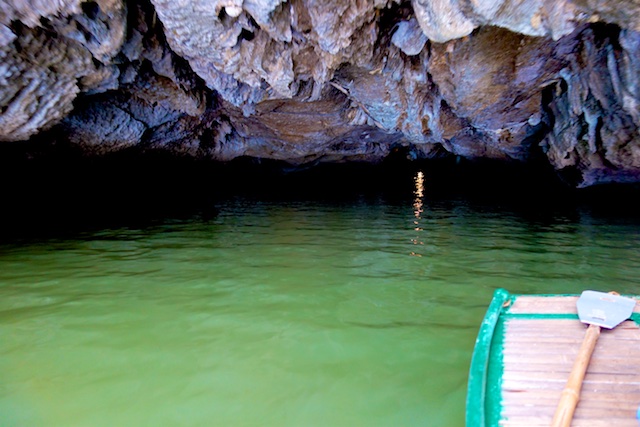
577, 290, 637, 329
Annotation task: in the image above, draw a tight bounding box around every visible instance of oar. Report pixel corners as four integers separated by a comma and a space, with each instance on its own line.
551, 290, 637, 427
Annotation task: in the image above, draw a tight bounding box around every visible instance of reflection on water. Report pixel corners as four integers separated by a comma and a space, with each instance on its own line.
1, 192, 640, 427
411, 171, 425, 257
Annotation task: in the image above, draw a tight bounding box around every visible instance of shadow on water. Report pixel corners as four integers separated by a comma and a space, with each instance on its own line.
1, 150, 640, 240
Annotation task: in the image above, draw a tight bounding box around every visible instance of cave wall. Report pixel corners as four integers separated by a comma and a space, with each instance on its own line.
1, 0, 640, 186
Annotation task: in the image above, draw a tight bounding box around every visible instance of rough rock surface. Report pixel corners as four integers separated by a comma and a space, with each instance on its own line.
1, 0, 640, 186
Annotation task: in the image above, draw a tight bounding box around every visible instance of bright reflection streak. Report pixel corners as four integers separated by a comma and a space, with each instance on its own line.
413, 171, 424, 221
410, 171, 425, 257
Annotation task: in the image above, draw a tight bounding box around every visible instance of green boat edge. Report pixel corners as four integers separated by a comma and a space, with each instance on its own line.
465, 288, 511, 427
465, 288, 640, 427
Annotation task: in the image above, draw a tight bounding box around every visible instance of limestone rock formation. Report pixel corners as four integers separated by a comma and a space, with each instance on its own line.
1, 0, 640, 187
0, 0, 126, 141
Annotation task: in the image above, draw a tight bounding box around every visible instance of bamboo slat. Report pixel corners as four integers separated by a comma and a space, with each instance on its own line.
502, 391, 639, 407
500, 417, 639, 427
508, 295, 640, 314
504, 360, 640, 375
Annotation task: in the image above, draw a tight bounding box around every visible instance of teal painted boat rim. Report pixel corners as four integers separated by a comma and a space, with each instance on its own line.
465, 288, 511, 427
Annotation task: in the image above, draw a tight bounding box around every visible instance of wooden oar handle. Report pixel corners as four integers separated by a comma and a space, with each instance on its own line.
551, 323, 601, 427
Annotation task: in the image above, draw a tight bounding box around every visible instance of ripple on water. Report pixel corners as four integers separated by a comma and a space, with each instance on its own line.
1, 196, 640, 426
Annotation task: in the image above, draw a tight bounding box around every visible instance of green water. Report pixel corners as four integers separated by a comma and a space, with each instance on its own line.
1, 174, 640, 427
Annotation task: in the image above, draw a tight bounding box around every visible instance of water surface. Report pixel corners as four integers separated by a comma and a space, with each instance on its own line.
1, 172, 640, 427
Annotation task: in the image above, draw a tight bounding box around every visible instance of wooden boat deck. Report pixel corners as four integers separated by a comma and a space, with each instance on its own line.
467, 290, 640, 426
